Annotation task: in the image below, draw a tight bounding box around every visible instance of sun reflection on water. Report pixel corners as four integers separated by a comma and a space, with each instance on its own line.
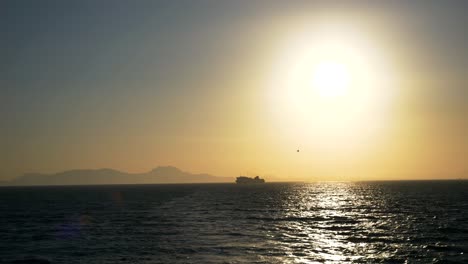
274, 182, 391, 263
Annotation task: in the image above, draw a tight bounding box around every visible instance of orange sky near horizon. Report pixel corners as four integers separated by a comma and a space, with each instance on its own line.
2, 1, 468, 181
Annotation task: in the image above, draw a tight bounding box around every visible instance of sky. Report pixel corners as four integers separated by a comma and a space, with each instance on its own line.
2, 0, 468, 181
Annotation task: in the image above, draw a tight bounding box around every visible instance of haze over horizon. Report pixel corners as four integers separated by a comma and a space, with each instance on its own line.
2, 1, 468, 182
2, 165, 237, 186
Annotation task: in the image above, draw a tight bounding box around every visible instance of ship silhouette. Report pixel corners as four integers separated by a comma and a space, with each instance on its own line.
236, 175, 265, 184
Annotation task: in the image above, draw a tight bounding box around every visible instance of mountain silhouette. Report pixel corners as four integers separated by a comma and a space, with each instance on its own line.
5, 166, 232, 186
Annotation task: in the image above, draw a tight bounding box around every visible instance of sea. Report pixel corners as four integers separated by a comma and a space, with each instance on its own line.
0, 181, 467, 263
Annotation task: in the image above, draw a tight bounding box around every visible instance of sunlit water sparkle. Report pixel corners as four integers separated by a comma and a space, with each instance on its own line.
1, 181, 467, 263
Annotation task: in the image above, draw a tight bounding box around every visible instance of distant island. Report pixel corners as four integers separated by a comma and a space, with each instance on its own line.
2, 166, 233, 186
236, 176, 265, 184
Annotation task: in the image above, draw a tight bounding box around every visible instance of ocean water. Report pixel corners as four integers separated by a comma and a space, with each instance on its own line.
1, 181, 467, 263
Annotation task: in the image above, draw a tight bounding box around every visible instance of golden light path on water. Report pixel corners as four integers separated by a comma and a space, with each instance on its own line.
2, 183, 467, 263
270, 183, 399, 263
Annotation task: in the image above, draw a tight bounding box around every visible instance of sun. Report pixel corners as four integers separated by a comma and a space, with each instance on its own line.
311, 61, 350, 98
268, 21, 397, 155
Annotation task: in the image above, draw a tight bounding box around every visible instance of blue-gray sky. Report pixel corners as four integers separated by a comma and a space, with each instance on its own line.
2, 1, 468, 181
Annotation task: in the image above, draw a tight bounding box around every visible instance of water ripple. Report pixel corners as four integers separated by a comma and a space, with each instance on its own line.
0, 181, 468, 263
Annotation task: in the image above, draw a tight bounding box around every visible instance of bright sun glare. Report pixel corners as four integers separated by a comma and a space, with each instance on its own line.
269, 21, 396, 156
311, 61, 350, 98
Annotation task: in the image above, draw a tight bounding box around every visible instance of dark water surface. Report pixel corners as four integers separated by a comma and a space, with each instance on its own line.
1, 181, 468, 263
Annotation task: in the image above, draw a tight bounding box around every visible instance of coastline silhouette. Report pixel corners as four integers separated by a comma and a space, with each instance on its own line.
5, 166, 232, 186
